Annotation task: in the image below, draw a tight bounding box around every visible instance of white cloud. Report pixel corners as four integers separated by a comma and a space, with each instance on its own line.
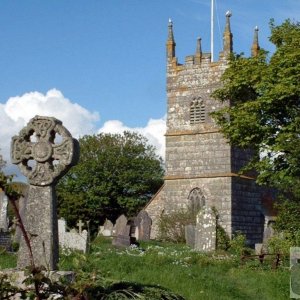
0, 89, 166, 179
99, 116, 166, 159
0, 89, 99, 174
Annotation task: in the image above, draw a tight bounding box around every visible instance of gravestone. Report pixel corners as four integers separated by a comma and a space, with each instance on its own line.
185, 225, 196, 248
11, 116, 79, 270
58, 218, 88, 253
112, 215, 131, 247
114, 214, 128, 236
134, 210, 152, 241
77, 219, 84, 234
0, 190, 8, 232
102, 219, 114, 237
194, 206, 216, 252
263, 218, 276, 244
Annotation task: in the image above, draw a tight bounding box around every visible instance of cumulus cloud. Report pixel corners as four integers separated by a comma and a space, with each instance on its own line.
99, 116, 166, 159
0, 89, 99, 173
0, 89, 166, 179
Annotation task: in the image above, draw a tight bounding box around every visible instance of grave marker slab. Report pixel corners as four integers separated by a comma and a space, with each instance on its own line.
135, 210, 151, 241
58, 218, 88, 253
194, 206, 216, 252
11, 116, 79, 270
102, 219, 114, 236
114, 215, 128, 236
185, 225, 196, 248
112, 215, 131, 247
0, 191, 8, 232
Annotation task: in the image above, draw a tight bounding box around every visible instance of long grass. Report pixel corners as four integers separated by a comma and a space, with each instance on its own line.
0, 238, 290, 299
59, 237, 289, 300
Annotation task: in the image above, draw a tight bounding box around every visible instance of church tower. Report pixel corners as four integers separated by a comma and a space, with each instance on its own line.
146, 14, 264, 245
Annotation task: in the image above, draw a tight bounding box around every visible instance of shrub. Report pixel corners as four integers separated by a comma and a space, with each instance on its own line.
274, 200, 300, 238
267, 231, 300, 257
158, 209, 196, 243
216, 224, 230, 251
229, 231, 247, 256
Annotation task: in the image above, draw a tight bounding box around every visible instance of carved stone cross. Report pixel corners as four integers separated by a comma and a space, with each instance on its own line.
77, 219, 84, 234
11, 116, 79, 270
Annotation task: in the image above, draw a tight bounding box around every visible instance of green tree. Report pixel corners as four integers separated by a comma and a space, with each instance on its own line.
57, 131, 164, 231
212, 19, 300, 199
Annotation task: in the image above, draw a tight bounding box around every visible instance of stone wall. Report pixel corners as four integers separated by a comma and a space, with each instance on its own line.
146, 176, 233, 240
231, 177, 264, 245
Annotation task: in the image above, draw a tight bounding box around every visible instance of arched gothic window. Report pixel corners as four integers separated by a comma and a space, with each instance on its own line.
190, 98, 205, 124
188, 188, 205, 214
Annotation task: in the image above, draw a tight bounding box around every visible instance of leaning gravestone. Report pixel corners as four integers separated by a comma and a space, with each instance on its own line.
135, 210, 152, 241
194, 206, 216, 252
11, 116, 79, 270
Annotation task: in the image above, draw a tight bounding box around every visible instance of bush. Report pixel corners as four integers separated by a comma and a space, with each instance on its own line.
158, 209, 196, 243
229, 231, 248, 256
267, 231, 300, 257
216, 225, 230, 251
274, 200, 300, 238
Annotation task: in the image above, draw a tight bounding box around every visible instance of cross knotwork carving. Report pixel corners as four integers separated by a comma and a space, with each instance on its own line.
11, 116, 79, 186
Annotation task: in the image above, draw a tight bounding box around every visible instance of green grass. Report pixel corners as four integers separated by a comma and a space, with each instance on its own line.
0, 238, 290, 299
0, 250, 17, 270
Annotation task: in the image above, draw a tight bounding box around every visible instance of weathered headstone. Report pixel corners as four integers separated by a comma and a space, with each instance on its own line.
114, 214, 128, 236
112, 215, 131, 247
0, 191, 10, 251
58, 218, 88, 253
194, 206, 216, 252
185, 224, 196, 248
101, 219, 114, 237
11, 116, 79, 270
0, 190, 8, 232
134, 210, 152, 241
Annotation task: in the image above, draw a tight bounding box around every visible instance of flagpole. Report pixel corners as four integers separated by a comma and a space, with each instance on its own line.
211, 0, 214, 62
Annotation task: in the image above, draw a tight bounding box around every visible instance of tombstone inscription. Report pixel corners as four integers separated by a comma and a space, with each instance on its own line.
11, 116, 79, 270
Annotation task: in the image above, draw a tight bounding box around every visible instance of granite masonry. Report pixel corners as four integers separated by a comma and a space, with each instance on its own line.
146, 13, 264, 246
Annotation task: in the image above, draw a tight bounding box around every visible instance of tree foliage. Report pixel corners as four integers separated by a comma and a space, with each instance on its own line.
57, 131, 164, 230
212, 19, 300, 199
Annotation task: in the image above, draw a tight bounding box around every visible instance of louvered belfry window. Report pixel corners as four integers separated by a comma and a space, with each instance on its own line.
190, 98, 205, 124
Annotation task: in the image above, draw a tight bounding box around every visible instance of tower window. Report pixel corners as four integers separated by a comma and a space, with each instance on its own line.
190, 98, 205, 124
188, 188, 205, 214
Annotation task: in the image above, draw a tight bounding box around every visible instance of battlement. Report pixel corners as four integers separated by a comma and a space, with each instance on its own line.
167, 12, 259, 73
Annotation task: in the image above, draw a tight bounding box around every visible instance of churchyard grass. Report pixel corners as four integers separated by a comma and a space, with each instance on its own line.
0, 248, 16, 269
0, 237, 289, 299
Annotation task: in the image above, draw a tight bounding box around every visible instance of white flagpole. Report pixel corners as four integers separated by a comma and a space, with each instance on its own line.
211, 0, 214, 62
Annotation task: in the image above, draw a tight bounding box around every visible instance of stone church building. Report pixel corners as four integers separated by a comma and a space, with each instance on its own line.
145, 13, 266, 246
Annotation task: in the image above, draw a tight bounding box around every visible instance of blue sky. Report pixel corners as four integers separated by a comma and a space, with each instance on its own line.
0, 0, 299, 174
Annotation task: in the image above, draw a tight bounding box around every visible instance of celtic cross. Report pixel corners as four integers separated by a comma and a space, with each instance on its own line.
11, 116, 79, 270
